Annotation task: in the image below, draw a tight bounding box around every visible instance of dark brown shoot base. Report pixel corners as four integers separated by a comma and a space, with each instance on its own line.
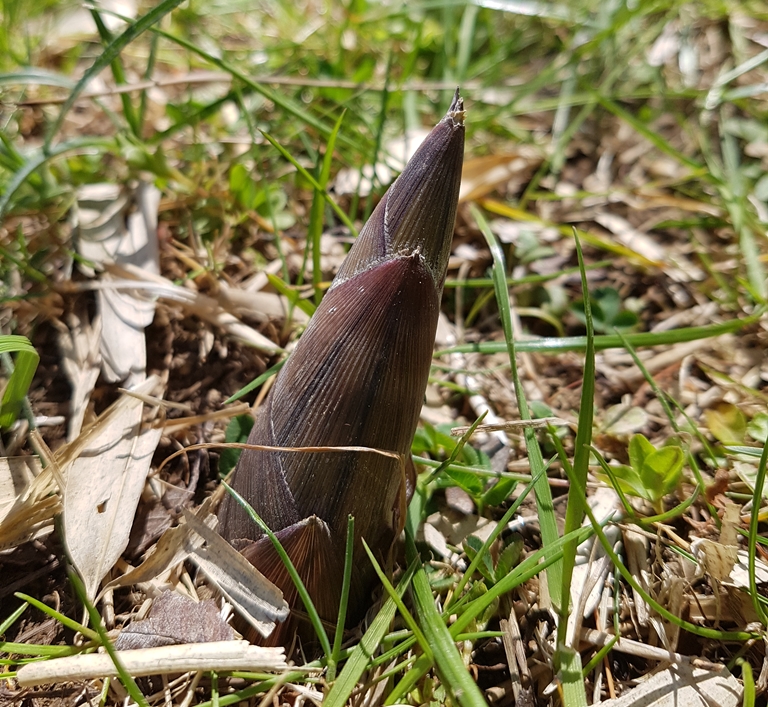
218, 90, 466, 644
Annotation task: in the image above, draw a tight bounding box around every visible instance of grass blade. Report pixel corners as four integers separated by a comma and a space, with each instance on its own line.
568, 463, 757, 642
470, 202, 562, 609
557, 233, 595, 655
224, 358, 286, 404
260, 130, 358, 236
67, 566, 150, 707
14, 593, 98, 642
327, 515, 354, 682
447, 467, 545, 609
0, 335, 40, 428
45, 0, 185, 147
324, 562, 417, 707
406, 532, 487, 707
309, 110, 346, 305
747, 442, 768, 626
434, 313, 762, 356
222, 482, 332, 659
0, 138, 113, 220
149, 28, 367, 156
362, 540, 431, 660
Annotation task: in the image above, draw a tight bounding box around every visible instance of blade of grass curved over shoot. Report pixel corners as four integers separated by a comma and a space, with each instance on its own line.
219, 90, 465, 643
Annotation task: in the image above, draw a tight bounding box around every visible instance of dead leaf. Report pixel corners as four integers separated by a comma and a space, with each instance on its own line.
61, 376, 164, 599
704, 402, 747, 444
75, 182, 161, 386
594, 213, 703, 282
691, 501, 743, 591
183, 510, 289, 638
0, 455, 59, 552
458, 149, 542, 203
601, 402, 649, 437
115, 591, 233, 649
55, 307, 102, 441
102, 262, 282, 354
100, 499, 218, 597
0, 456, 40, 523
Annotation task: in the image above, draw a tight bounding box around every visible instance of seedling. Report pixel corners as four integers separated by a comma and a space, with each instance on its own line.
571, 286, 639, 333
600, 433, 684, 513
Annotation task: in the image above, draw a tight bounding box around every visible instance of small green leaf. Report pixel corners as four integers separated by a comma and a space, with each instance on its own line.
219, 414, 255, 476
481, 476, 517, 506
445, 467, 486, 498
494, 537, 523, 582
639, 446, 684, 500
748, 413, 768, 443
463, 535, 495, 583
571, 287, 638, 333
628, 433, 655, 474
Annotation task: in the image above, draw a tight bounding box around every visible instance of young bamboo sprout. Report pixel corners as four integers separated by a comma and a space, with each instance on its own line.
219, 90, 466, 642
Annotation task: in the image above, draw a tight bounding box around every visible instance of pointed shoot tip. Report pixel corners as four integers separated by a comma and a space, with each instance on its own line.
445, 87, 465, 127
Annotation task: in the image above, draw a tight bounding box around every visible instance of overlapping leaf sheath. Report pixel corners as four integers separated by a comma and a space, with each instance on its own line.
219, 90, 465, 640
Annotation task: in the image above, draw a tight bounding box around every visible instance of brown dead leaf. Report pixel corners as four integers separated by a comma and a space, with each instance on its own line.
115, 591, 233, 650
459, 149, 542, 203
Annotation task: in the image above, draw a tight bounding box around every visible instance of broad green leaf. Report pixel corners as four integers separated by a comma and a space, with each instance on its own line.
605, 464, 649, 500
639, 446, 684, 499
628, 434, 655, 475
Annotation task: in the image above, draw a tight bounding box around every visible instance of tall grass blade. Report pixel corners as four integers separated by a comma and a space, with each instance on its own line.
327, 514, 355, 682
470, 202, 563, 609
435, 314, 761, 356
324, 562, 417, 707
406, 533, 488, 707
67, 566, 150, 707
557, 234, 595, 654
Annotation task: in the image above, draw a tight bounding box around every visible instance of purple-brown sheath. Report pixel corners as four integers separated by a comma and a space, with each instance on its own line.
218, 90, 465, 642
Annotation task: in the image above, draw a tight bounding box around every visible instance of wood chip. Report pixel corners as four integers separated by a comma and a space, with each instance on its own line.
15, 640, 287, 687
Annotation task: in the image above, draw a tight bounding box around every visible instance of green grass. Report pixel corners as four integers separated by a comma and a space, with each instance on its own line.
1, 0, 767, 704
